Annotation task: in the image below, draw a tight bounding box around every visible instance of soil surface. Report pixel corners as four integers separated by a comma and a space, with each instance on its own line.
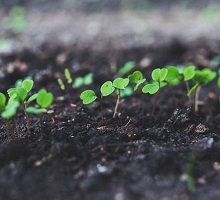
1, 1, 220, 200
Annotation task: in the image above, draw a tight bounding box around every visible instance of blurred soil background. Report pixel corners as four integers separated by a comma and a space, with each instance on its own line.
1, 0, 220, 54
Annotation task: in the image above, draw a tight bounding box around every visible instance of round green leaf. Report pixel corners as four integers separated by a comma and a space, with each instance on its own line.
80, 90, 97, 104
118, 61, 135, 75
0, 93, 6, 108
128, 71, 143, 83
21, 79, 34, 92
101, 81, 115, 96
183, 66, 196, 81
17, 87, 28, 101
37, 89, 54, 108
142, 82, 159, 94
113, 78, 129, 90
72, 77, 84, 88
152, 68, 168, 82
83, 73, 93, 85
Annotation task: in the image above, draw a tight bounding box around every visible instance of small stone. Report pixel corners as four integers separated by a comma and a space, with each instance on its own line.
195, 123, 209, 134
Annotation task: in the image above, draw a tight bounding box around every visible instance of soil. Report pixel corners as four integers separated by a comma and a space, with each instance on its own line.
1, 1, 220, 200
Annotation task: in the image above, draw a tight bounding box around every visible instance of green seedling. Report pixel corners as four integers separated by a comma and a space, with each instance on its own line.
0, 94, 20, 138
7, 79, 37, 134
188, 68, 216, 112
128, 71, 146, 91
165, 66, 181, 86
112, 78, 129, 118
26, 89, 54, 134
183, 65, 196, 96
142, 68, 168, 115
72, 73, 93, 89
3, 5, 27, 33
57, 68, 73, 90
118, 61, 135, 75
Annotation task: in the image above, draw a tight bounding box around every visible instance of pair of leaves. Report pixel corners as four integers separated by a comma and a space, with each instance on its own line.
128, 71, 146, 91
72, 73, 93, 89
118, 61, 135, 75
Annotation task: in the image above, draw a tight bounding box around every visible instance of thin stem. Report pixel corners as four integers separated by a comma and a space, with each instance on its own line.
194, 86, 201, 112
185, 81, 191, 102
152, 91, 159, 116
14, 117, 21, 138
113, 90, 120, 118
100, 95, 104, 123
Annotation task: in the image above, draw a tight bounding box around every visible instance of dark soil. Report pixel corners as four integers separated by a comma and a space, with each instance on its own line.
1, 39, 220, 200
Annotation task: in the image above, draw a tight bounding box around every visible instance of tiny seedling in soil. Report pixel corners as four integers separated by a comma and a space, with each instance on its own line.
0, 93, 20, 138
142, 68, 168, 115
118, 61, 135, 76
112, 78, 129, 118
72, 73, 93, 89
26, 89, 54, 134
187, 68, 216, 112
7, 79, 37, 134
128, 70, 146, 91
57, 68, 73, 90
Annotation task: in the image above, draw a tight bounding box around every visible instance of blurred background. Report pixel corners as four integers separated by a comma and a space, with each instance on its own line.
0, 0, 220, 53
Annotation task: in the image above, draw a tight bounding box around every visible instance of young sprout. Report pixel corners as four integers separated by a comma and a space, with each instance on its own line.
142, 68, 168, 115
64, 68, 72, 84
26, 89, 54, 135
0, 95, 20, 138
72, 73, 93, 89
118, 61, 135, 76
165, 66, 181, 86
112, 78, 129, 118
58, 78, 65, 90
188, 68, 216, 112
128, 71, 146, 91
7, 79, 36, 134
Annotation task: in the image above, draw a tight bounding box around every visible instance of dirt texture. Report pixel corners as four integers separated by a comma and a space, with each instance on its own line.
1, 1, 220, 200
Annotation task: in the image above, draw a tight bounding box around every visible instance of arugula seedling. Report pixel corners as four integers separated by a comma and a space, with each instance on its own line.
165, 66, 181, 86
26, 89, 54, 134
0, 94, 20, 138
80, 90, 97, 105
112, 78, 129, 118
7, 79, 37, 134
72, 73, 93, 89
118, 61, 135, 76
142, 68, 168, 115
188, 68, 216, 112
128, 71, 146, 91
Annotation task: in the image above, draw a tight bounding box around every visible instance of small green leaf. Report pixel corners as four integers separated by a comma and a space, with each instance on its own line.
72, 77, 84, 88
128, 71, 143, 83
21, 79, 33, 92
166, 66, 180, 85
101, 81, 115, 96
27, 93, 38, 104
17, 87, 27, 101
142, 82, 159, 94
58, 78, 65, 90
118, 61, 135, 75
1, 99, 20, 119
183, 66, 196, 81
64, 68, 72, 84
26, 107, 47, 114
113, 78, 129, 90
152, 68, 168, 82
83, 73, 93, 85
134, 78, 146, 91
7, 88, 17, 97
120, 86, 133, 98
80, 90, 97, 104
37, 89, 54, 108
0, 93, 6, 108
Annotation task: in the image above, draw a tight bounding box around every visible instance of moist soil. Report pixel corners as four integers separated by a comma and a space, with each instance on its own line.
1, 40, 220, 200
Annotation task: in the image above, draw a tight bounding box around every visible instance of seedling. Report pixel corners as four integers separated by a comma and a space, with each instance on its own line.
128, 71, 146, 91
112, 78, 129, 118
165, 66, 181, 86
118, 61, 135, 75
7, 79, 37, 134
80, 90, 97, 105
0, 94, 20, 138
26, 89, 54, 134
188, 68, 216, 112
72, 73, 93, 89
57, 68, 73, 90
142, 68, 168, 115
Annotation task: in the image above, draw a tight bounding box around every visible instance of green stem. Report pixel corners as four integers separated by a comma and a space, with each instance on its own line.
113, 90, 120, 118
152, 81, 160, 116
100, 95, 104, 122
14, 117, 21, 138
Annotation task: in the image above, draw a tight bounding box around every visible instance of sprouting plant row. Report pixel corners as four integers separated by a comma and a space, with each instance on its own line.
80, 65, 217, 120
0, 78, 54, 139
